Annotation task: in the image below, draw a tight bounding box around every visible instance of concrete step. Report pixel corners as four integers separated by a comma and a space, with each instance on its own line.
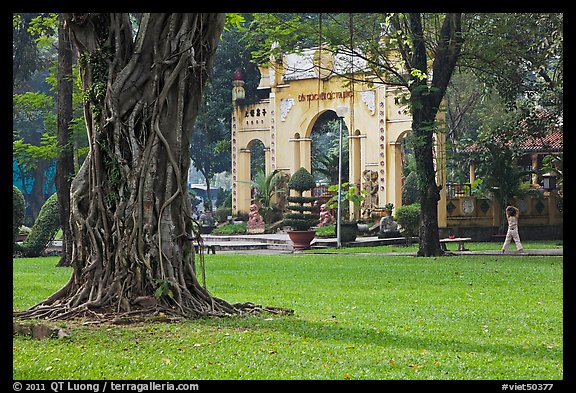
201, 234, 290, 245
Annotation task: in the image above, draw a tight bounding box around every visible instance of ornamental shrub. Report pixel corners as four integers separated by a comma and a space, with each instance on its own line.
287, 166, 317, 193
13, 186, 26, 247
15, 193, 61, 257
284, 167, 319, 231
211, 222, 246, 235
395, 203, 421, 238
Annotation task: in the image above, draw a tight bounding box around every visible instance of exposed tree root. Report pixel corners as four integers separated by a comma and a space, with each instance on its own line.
13, 300, 293, 324
13, 14, 299, 327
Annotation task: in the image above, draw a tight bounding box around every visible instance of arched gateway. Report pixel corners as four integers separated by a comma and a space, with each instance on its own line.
231, 47, 447, 226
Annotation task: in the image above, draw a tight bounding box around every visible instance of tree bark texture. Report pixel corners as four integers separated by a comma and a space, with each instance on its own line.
16, 13, 245, 321
406, 13, 462, 257
55, 14, 75, 267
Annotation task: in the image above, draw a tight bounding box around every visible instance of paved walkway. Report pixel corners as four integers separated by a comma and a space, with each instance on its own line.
44, 235, 563, 256
197, 234, 563, 256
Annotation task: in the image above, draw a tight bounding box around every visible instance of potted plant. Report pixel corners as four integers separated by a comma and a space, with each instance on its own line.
326, 182, 367, 243
283, 167, 319, 250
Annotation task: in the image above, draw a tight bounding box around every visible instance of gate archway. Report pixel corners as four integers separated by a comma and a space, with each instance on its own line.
230, 47, 447, 226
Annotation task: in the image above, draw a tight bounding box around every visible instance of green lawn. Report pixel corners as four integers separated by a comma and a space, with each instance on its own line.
13, 252, 563, 380
308, 240, 563, 253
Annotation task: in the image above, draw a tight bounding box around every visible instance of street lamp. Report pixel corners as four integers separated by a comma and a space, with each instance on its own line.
335, 106, 348, 248
542, 173, 557, 191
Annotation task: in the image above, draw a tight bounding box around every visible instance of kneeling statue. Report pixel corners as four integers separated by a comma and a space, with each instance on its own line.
379, 214, 401, 238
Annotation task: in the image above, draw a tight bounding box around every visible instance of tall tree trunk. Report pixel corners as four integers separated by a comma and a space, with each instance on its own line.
204, 175, 213, 211
28, 160, 50, 222
55, 15, 75, 267
411, 109, 444, 257
15, 13, 269, 321
406, 13, 462, 257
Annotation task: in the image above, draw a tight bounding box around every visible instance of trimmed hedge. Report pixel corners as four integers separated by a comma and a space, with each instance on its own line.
395, 203, 421, 237
284, 213, 320, 221
15, 193, 61, 257
284, 167, 318, 231
286, 196, 317, 204
13, 186, 26, 247
287, 167, 316, 193
211, 222, 246, 235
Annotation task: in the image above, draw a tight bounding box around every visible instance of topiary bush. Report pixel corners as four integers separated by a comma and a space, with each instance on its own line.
13, 186, 26, 247
283, 167, 319, 231
14, 193, 61, 257
395, 203, 421, 238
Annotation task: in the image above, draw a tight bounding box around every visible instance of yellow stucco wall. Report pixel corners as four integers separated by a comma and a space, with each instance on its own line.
231, 57, 447, 227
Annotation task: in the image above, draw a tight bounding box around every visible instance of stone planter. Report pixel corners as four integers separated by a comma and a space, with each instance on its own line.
287, 230, 316, 251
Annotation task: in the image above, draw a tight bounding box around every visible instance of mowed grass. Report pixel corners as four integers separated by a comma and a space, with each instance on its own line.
307, 240, 563, 253
13, 251, 563, 380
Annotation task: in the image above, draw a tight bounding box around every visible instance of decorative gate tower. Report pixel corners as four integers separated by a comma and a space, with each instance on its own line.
230, 47, 447, 226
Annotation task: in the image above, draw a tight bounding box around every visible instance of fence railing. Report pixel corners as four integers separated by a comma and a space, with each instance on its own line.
446, 182, 471, 198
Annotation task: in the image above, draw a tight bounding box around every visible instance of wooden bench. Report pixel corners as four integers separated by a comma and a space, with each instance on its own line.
193, 244, 217, 254
440, 237, 472, 251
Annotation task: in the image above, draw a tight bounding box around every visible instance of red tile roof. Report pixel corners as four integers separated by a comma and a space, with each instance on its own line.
462, 129, 563, 154
518, 129, 563, 152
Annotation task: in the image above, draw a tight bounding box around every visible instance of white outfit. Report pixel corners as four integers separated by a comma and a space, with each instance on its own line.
502, 215, 523, 252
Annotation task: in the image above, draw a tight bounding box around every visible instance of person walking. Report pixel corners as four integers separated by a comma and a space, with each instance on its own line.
502, 204, 524, 253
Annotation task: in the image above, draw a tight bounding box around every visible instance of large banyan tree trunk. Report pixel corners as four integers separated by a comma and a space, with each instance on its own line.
16, 13, 272, 321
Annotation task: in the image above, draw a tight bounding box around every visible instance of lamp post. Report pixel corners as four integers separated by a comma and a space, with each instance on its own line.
335, 106, 348, 248
542, 173, 557, 191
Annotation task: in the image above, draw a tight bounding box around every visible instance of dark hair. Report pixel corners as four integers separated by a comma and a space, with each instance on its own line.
507, 206, 516, 216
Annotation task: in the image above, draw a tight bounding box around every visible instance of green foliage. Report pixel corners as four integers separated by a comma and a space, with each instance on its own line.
315, 224, 336, 238
311, 116, 349, 185
27, 13, 58, 49
542, 153, 563, 197
191, 17, 257, 192
402, 171, 420, 205
469, 178, 488, 198
287, 167, 316, 193
78, 48, 113, 123
282, 218, 319, 231
211, 223, 246, 235
252, 169, 286, 224
13, 186, 26, 246
224, 13, 245, 30
474, 141, 533, 214
395, 203, 421, 237
14, 193, 60, 257
284, 167, 318, 230
284, 212, 319, 221
154, 279, 175, 300
99, 140, 125, 206
12, 90, 58, 172
325, 182, 366, 223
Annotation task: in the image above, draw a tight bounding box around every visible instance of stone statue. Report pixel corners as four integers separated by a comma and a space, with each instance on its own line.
318, 203, 333, 227
361, 169, 379, 217
247, 203, 265, 234
379, 214, 400, 238
199, 211, 215, 234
